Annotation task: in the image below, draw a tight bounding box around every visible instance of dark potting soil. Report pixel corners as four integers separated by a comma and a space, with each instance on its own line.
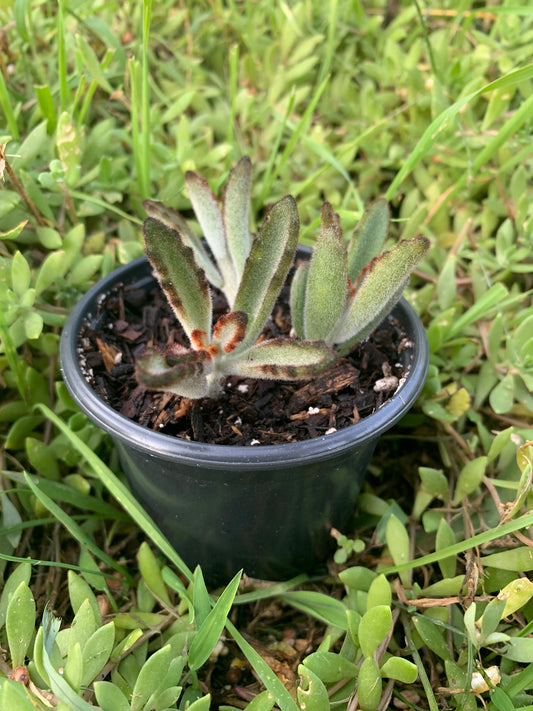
77, 271, 413, 446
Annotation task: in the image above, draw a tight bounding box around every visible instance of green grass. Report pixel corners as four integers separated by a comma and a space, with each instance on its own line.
1, 1, 533, 709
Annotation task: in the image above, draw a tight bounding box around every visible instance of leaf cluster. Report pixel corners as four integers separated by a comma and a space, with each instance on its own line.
0, 546, 419, 711
290, 199, 429, 353
136, 159, 428, 399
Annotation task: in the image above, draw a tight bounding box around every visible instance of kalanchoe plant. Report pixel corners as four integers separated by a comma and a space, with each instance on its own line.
136, 158, 429, 400
136, 159, 337, 398
290, 199, 430, 355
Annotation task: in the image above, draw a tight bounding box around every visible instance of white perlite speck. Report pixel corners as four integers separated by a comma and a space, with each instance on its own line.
374, 376, 399, 392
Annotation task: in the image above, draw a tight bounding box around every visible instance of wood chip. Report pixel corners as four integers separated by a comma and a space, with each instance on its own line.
96, 338, 122, 374
288, 362, 360, 411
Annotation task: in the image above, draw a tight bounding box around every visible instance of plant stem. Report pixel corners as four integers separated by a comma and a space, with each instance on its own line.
0, 144, 51, 227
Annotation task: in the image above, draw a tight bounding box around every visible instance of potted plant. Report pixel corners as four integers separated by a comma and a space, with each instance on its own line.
60, 157, 429, 585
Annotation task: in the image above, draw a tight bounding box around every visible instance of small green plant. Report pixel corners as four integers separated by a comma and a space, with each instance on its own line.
136, 159, 429, 399
296, 569, 418, 711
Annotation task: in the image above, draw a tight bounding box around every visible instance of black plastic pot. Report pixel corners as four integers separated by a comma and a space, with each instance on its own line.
60, 254, 429, 585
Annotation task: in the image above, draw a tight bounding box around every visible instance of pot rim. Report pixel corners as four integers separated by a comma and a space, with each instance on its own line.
60, 255, 429, 469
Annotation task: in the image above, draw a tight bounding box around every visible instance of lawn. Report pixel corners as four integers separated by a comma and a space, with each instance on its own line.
1, 1, 533, 709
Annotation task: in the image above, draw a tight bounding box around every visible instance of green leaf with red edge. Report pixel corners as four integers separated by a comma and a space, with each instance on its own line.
347, 198, 390, 283
228, 338, 338, 381
330, 236, 429, 352
143, 217, 212, 342
302, 202, 349, 341
234, 195, 300, 348
135, 345, 213, 398
212, 311, 248, 353
143, 200, 222, 289
222, 156, 253, 280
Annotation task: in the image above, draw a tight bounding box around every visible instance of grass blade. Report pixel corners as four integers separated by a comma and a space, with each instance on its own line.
2, 469, 130, 520
188, 570, 242, 670
226, 42, 239, 158
257, 89, 296, 207
0, 72, 19, 141
258, 75, 330, 204
37, 404, 194, 583
386, 63, 533, 200
226, 619, 300, 711
57, 0, 70, 111
382, 510, 533, 576
279, 591, 348, 630
0, 551, 124, 583
141, 0, 152, 198
449, 283, 508, 337
41, 607, 96, 711
233, 574, 310, 605
24, 472, 133, 584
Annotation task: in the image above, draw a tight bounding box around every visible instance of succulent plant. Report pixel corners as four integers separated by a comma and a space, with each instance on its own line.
135, 159, 429, 400
290, 200, 430, 355
136, 160, 337, 399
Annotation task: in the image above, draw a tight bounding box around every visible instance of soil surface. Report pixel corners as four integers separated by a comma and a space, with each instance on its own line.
78, 272, 413, 445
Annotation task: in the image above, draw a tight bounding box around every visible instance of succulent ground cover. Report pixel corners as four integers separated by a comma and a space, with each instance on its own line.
1, 1, 533, 710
